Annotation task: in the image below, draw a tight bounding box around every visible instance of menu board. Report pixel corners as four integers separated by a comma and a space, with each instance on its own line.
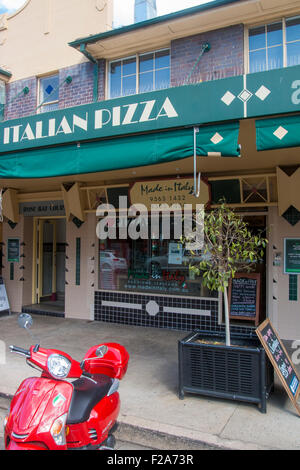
284, 238, 300, 274
256, 319, 300, 416
228, 273, 260, 326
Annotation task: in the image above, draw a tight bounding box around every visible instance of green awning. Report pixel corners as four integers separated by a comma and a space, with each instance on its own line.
0, 122, 240, 179
256, 114, 300, 151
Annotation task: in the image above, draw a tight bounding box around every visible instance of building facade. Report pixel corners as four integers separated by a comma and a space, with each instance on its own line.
1, 0, 300, 340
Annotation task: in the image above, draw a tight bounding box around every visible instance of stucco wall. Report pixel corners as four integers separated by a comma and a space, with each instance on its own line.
268, 207, 300, 340
0, 0, 113, 82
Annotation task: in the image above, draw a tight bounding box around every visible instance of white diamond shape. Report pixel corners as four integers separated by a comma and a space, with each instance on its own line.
238, 89, 253, 103
255, 85, 271, 101
210, 132, 223, 145
221, 91, 235, 106
273, 126, 288, 140
146, 300, 159, 316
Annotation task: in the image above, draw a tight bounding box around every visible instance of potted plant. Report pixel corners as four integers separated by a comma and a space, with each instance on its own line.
178, 203, 274, 412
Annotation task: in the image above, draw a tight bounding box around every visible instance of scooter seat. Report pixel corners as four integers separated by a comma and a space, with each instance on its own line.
67, 374, 113, 425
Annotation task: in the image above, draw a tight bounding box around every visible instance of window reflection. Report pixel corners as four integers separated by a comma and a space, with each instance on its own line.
98, 218, 217, 298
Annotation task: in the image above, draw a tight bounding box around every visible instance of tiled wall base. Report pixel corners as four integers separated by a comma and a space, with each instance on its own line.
95, 291, 254, 335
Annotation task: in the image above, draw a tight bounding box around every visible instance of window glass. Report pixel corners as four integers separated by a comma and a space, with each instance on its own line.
286, 16, 300, 42
98, 220, 217, 298
287, 42, 300, 66
249, 49, 267, 73
155, 68, 170, 90
268, 45, 283, 69
249, 17, 300, 72
123, 57, 136, 76
109, 50, 170, 99
155, 50, 170, 69
39, 75, 59, 113
40, 75, 59, 104
139, 53, 154, 73
139, 71, 154, 93
249, 26, 266, 51
267, 22, 282, 47
122, 75, 136, 96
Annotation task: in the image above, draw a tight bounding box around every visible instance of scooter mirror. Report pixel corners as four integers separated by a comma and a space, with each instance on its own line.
18, 313, 33, 330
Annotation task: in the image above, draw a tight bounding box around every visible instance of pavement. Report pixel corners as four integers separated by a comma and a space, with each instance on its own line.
0, 313, 300, 450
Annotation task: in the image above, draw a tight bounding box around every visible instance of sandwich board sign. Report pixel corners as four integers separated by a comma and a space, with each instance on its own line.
0, 279, 10, 314
256, 319, 300, 416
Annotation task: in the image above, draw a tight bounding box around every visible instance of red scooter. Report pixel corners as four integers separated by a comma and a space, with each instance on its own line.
4, 314, 129, 450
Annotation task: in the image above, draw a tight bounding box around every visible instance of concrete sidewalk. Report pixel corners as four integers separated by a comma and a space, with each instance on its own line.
1, 314, 300, 450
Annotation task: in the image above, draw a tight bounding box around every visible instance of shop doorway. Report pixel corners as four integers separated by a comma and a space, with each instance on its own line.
31, 217, 66, 315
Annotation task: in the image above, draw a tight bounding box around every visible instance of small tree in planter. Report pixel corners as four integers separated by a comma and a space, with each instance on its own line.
185, 202, 268, 346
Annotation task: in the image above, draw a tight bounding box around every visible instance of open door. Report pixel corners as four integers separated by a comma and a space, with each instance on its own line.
32, 218, 65, 307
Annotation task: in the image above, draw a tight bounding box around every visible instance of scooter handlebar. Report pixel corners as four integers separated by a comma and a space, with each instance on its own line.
10, 345, 31, 357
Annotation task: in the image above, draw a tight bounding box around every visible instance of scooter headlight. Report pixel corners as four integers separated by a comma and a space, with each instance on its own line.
47, 354, 71, 379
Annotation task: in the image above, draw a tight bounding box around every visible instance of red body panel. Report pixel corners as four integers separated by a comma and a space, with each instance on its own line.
83, 343, 129, 379
5, 377, 73, 450
28, 346, 82, 378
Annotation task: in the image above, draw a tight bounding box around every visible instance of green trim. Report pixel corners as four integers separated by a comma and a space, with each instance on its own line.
289, 275, 298, 301
69, 0, 242, 48
0, 123, 240, 179
256, 115, 300, 151
0, 68, 12, 79
75, 238, 81, 286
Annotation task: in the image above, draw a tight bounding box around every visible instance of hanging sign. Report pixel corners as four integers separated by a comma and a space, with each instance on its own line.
256, 319, 300, 416
129, 177, 210, 210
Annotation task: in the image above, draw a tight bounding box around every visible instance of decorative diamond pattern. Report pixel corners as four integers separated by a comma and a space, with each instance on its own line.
221, 91, 235, 106
255, 85, 271, 101
238, 89, 253, 103
273, 126, 288, 140
45, 84, 54, 95
210, 132, 223, 145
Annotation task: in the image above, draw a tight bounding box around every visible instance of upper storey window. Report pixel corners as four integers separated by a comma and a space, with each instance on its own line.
248, 16, 300, 73
108, 49, 170, 99
38, 74, 59, 113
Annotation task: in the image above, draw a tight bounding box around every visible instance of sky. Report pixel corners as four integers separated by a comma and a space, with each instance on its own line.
0, 0, 26, 14
0, 0, 215, 19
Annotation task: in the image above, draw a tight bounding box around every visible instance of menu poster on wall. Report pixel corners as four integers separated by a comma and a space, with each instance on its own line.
7, 238, 20, 263
168, 243, 183, 265
284, 238, 300, 274
256, 319, 300, 416
228, 273, 260, 326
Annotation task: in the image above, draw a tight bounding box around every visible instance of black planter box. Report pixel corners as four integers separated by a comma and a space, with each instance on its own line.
178, 330, 274, 413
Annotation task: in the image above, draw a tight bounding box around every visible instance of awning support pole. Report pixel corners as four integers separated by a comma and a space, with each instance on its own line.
193, 127, 201, 198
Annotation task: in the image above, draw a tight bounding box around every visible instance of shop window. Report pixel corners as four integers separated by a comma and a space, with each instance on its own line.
248, 16, 300, 72
108, 49, 170, 99
38, 74, 59, 113
98, 217, 217, 299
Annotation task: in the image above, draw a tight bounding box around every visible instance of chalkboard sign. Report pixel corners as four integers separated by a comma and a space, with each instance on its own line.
256, 319, 300, 416
228, 273, 260, 326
